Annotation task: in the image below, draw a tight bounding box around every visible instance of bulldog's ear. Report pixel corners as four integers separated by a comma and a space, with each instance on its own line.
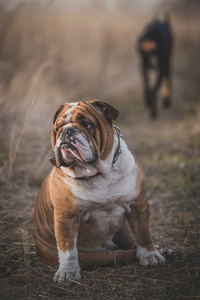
90, 100, 119, 121
49, 156, 57, 167
53, 104, 64, 124
51, 104, 64, 156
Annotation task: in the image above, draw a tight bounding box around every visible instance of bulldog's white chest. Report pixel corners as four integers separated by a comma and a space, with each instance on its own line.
64, 153, 138, 218
65, 157, 137, 206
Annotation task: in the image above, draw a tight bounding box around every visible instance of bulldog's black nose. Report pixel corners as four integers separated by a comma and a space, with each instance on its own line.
67, 127, 75, 135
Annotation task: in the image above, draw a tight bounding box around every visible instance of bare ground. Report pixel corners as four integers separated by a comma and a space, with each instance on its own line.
0, 2, 200, 299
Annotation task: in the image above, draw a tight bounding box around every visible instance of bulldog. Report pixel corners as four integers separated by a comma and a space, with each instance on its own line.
33, 99, 168, 282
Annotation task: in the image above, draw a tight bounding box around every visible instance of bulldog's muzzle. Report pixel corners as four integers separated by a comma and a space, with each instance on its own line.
55, 126, 97, 168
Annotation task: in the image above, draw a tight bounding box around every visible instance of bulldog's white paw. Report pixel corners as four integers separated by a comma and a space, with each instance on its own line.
54, 246, 81, 282
53, 265, 81, 282
137, 245, 166, 266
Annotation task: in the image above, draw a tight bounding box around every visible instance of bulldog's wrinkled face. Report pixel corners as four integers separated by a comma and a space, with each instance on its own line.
51, 100, 119, 168
59, 125, 96, 166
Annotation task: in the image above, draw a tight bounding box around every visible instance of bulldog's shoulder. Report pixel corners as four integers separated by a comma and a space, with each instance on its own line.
134, 155, 146, 190
117, 140, 146, 200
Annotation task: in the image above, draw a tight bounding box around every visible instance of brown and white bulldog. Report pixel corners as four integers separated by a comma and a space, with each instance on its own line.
33, 99, 168, 282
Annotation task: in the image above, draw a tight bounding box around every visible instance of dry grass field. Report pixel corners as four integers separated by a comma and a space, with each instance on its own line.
0, 1, 200, 299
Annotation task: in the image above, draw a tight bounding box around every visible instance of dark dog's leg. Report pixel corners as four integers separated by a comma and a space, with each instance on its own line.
161, 73, 171, 109
141, 58, 150, 108
150, 64, 164, 118
148, 88, 157, 119
159, 52, 171, 109
141, 56, 161, 119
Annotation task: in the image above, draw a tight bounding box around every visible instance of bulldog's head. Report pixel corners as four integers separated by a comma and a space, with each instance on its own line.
51, 100, 119, 169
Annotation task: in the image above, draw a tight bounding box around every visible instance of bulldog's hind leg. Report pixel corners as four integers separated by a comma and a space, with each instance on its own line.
78, 221, 138, 269
112, 220, 136, 250
78, 248, 138, 268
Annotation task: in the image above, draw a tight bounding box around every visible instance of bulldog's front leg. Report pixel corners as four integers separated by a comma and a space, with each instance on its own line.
128, 191, 166, 266
53, 208, 81, 282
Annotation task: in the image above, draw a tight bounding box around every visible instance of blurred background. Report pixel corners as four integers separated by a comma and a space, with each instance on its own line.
0, 0, 199, 298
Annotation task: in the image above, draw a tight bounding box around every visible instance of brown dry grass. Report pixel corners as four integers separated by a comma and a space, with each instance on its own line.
0, 1, 200, 299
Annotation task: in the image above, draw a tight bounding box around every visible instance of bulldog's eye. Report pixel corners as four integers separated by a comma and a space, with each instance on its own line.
82, 121, 92, 130
55, 127, 59, 132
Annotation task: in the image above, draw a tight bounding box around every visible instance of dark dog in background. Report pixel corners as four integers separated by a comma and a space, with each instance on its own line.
138, 16, 173, 118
